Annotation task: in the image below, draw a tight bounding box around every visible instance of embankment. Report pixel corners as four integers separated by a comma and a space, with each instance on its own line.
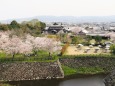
0, 60, 64, 81
104, 69, 115, 86
60, 57, 115, 75
0, 56, 115, 82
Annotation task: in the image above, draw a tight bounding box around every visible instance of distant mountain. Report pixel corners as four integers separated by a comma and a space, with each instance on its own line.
36, 16, 115, 23
1, 16, 115, 23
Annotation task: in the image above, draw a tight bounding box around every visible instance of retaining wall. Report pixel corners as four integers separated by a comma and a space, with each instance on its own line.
0, 60, 64, 81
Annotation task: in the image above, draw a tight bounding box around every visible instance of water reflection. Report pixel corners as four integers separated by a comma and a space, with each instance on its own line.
1, 74, 106, 86
2, 79, 61, 86
59, 75, 105, 86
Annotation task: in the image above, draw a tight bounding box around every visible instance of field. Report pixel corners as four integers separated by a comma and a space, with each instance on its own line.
64, 45, 110, 55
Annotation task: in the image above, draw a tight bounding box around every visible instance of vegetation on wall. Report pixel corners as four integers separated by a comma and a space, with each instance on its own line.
62, 65, 105, 76
61, 54, 115, 58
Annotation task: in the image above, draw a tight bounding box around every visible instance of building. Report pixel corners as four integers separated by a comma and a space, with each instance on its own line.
45, 25, 64, 34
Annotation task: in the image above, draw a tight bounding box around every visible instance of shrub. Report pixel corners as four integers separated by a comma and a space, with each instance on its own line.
60, 54, 115, 58
94, 35, 102, 44
110, 44, 115, 54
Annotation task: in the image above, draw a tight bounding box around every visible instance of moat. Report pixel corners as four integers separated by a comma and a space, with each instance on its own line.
0, 74, 106, 86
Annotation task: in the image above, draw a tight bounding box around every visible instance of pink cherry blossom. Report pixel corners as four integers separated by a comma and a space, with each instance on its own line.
0, 31, 62, 58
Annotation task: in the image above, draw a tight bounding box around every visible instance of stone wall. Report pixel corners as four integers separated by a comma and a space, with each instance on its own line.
60, 57, 115, 72
104, 70, 115, 86
0, 60, 64, 81
0, 57, 114, 82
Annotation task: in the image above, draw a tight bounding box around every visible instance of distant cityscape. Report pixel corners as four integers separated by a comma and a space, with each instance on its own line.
45, 21, 115, 37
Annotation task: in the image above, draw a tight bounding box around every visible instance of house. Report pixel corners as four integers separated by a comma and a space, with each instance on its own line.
47, 26, 64, 34
70, 27, 88, 35
86, 32, 109, 39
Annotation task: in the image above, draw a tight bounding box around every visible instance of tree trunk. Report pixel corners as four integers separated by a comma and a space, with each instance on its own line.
24, 54, 26, 57
34, 50, 37, 56
49, 52, 51, 57
48, 52, 52, 60
12, 54, 15, 61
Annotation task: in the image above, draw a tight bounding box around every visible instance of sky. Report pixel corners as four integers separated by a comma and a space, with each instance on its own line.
0, 0, 115, 20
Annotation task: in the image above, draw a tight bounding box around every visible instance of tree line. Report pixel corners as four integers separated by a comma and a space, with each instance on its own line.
0, 19, 46, 36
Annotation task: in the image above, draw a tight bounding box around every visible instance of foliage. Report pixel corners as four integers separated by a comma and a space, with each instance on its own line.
0, 50, 58, 62
23, 19, 46, 35
89, 39, 96, 44
71, 36, 83, 44
58, 33, 68, 43
100, 40, 106, 44
47, 35, 57, 38
60, 54, 115, 58
62, 65, 104, 76
71, 36, 78, 44
110, 44, 115, 54
0, 32, 61, 59
62, 65, 76, 76
75, 67, 105, 74
0, 55, 58, 63
0, 24, 9, 31
0, 84, 13, 86
84, 35, 92, 45
0, 52, 6, 58
94, 35, 102, 44
10, 20, 20, 29
86, 35, 92, 41
61, 54, 112, 76
0, 19, 46, 36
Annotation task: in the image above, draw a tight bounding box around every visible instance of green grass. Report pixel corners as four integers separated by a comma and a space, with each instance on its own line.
0, 84, 15, 86
90, 39, 96, 44
76, 67, 105, 74
62, 65, 77, 76
0, 50, 59, 62
62, 65, 105, 76
0, 56, 58, 63
0, 52, 7, 58
60, 54, 115, 59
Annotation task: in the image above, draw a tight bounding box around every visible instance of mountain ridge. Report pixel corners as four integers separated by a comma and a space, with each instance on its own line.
1, 15, 115, 23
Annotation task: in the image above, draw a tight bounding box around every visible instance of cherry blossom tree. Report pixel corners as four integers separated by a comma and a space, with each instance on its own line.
18, 40, 33, 57
0, 32, 32, 58
27, 37, 42, 56
0, 31, 62, 59
3, 35, 22, 59
42, 38, 62, 57
0, 32, 9, 50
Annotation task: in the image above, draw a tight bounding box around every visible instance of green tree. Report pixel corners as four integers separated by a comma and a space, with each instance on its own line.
23, 19, 46, 35
85, 35, 92, 45
60, 33, 68, 43
72, 36, 81, 45
94, 35, 102, 44
87, 35, 92, 41
110, 44, 115, 54
0, 24, 9, 31
40, 22, 46, 30
10, 20, 20, 29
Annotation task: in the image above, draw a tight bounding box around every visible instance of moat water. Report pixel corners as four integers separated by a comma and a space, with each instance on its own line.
0, 74, 106, 86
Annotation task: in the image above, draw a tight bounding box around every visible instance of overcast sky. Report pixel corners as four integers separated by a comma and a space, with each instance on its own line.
0, 0, 115, 20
